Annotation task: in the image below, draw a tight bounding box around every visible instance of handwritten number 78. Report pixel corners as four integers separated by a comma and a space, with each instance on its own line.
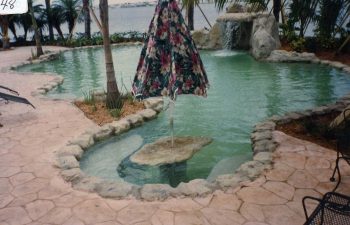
1, 0, 16, 10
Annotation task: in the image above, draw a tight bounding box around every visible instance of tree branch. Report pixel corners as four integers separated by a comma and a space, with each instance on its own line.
89, 6, 102, 33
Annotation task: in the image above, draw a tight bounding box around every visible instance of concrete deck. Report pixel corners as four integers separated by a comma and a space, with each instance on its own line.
1, 46, 349, 225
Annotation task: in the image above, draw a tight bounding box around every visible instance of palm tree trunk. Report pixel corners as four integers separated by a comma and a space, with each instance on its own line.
54, 25, 64, 39
281, 5, 286, 25
24, 29, 28, 41
300, 20, 305, 38
273, 0, 281, 22
186, 2, 194, 31
29, 4, 44, 57
0, 16, 10, 49
100, 0, 121, 109
83, 0, 91, 38
45, 0, 54, 41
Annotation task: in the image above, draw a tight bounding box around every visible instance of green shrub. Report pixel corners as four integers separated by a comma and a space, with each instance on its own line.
280, 23, 298, 43
304, 37, 317, 52
291, 38, 306, 52
317, 36, 337, 50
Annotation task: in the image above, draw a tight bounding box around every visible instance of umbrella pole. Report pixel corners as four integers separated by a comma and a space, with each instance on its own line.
169, 89, 178, 148
169, 98, 175, 148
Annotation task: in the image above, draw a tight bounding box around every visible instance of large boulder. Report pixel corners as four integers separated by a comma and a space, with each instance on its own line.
251, 16, 280, 59
192, 29, 209, 49
265, 50, 317, 62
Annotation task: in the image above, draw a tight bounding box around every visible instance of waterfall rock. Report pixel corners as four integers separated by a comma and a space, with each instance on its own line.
251, 16, 280, 59
193, 12, 280, 59
192, 23, 222, 49
251, 29, 277, 59
208, 23, 223, 49
130, 136, 213, 166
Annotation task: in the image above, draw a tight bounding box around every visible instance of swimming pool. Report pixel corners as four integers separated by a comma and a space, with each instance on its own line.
18, 46, 350, 186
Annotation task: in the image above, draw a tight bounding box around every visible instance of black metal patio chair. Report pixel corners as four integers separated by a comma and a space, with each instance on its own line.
302, 192, 350, 225
329, 108, 350, 191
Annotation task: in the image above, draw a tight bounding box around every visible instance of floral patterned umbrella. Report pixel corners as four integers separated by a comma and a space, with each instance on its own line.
132, 0, 209, 100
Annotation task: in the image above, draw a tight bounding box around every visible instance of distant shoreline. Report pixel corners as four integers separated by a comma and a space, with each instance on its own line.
92, 1, 216, 8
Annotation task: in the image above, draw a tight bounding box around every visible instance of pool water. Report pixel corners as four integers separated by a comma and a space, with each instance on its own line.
18, 46, 350, 186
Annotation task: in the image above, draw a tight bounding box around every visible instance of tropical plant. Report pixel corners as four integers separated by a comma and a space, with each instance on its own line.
52, 0, 82, 34
99, 0, 122, 109
336, 0, 350, 35
109, 108, 121, 118
82, 90, 96, 105
290, 37, 306, 52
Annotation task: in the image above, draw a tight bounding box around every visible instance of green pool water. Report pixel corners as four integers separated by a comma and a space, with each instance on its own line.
18, 46, 350, 186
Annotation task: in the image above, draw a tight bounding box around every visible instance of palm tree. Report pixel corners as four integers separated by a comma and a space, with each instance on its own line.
99, 0, 122, 109
13, 3, 45, 42
53, 0, 82, 34
183, 0, 197, 30
317, 0, 345, 39
289, 0, 319, 37
29, 0, 44, 57
45, 0, 55, 40
273, 0, 281, 21
16, 13, 32, 41
51, 7, 66, 39
0, 16, 10, 49
8, 16, 18, 41
83, 0, 91, 38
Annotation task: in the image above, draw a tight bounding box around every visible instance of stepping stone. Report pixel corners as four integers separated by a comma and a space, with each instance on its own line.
130, 136, 212, 166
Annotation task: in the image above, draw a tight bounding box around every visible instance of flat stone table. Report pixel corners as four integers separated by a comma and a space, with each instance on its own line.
130, 136, 213, 166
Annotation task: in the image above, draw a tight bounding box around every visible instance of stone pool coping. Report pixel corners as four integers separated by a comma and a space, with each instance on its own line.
7, 44, 350, 201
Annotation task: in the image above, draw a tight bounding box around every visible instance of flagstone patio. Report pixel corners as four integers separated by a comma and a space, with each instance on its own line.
1, 46, 349, 225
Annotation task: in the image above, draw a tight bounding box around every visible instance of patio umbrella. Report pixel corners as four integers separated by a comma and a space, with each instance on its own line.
132, 0, 209, 146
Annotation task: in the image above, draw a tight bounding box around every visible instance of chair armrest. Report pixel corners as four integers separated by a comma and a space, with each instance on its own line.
343, 108, 350, 122
302, 196, 322, 220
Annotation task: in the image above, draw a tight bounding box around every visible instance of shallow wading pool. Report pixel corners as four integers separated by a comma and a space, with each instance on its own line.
18, 46, 350, 187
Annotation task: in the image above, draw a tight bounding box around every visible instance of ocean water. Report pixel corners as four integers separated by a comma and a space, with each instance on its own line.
12, 3, 224, 39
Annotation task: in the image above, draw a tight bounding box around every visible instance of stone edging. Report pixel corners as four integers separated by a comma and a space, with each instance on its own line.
6, 44, 350, 200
